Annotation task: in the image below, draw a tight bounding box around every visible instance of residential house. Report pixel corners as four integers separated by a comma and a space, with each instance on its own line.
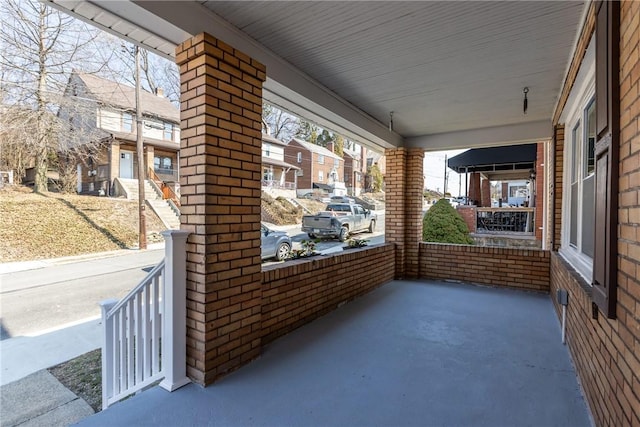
261, 133, 298, 196
284, 138, 346, 197
49, 2, 640, 426
343, 145, 365, 196
60, 72, 180, 196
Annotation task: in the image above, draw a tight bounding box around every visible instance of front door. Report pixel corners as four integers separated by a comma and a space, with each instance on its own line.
120, 151, 134, 179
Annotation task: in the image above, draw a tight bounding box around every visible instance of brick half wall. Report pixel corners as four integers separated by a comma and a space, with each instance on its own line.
261, 244, 396, 344
419, 243, 550, 292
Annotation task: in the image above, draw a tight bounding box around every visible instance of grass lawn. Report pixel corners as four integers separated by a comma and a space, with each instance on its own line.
0, 186, 166, 262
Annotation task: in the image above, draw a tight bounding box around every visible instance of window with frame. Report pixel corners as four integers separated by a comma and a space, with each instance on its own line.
163, 123, 174, 140
122, 112, 133, 132
264, 143, 271, 157
334, 158, 340, 168
318, 170, 324, 182
562, 95, 596, 281
154, 156, 173, 172
318, 154, 324, 165
297, 152, 302, 163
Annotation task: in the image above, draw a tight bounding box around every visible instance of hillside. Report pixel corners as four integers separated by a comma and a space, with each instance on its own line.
0, 186, 166, 262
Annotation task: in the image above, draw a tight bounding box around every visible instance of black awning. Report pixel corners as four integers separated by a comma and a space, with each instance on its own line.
312, 182, 332, 191
447, 144, 537, 173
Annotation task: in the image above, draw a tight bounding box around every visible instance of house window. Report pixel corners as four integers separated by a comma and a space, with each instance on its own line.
122, 112, 133, 132
163, 123, 174, 140
334, 158, 340, 168
561, 74, 595, 281
318, 170, 324, 182
297, 152, 302, 163
318, 155, 324, 165
154, 156, 173, 172
265, 143, 271, 157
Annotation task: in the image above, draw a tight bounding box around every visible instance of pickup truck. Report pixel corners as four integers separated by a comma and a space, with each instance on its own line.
301, 203, 377, 241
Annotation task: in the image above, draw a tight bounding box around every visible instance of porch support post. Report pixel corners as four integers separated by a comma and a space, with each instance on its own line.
176, 33, 266, 385
481, 176, 491, 207
385, 148, 424, 279
159, 229, 191, 392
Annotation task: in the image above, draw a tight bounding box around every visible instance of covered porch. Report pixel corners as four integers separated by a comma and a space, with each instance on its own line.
80, 279, 589, 426
46, 1, 640, 426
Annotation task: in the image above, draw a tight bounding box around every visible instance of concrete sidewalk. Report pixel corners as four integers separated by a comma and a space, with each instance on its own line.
0, 247, 164, 426
0, 319, 101, 426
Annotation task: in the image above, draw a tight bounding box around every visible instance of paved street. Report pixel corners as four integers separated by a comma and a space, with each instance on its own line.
0, 249, 164, 339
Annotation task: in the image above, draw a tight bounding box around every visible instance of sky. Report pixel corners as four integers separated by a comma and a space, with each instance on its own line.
423, 149, 467, 196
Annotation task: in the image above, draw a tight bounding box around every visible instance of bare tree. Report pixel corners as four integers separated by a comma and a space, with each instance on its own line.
109, 42, 180, 105
263, 103, 300, 141
0, 0, 111, 192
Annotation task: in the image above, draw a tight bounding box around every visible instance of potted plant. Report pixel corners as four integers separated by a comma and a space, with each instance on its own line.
287, 239, 320, 259
343, 237, 369, 250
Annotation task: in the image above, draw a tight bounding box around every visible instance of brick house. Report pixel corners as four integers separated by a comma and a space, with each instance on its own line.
283, 137, 346, 197
60, 72, 180, 195
48, 2, 640, 425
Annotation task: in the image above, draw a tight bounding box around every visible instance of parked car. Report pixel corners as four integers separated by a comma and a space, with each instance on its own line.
261, 223, 291, 261
301, 203, 376, 241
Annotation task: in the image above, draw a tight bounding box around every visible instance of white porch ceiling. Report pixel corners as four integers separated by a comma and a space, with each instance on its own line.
46, 1, 587, 152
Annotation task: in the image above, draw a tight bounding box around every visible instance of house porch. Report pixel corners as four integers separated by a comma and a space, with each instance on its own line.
79, 279, 590, 426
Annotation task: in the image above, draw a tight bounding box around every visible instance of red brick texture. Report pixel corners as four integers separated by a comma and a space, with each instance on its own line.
481, 177, 491, 207
385, 148, 424, 279
176, 33, 266, 385
549, 2, 640, 425
468, 172, 481, 205
552, 125, 564, 251
419, 244, 550, 292
456, 205, 477, 233
261, 244, 396, 344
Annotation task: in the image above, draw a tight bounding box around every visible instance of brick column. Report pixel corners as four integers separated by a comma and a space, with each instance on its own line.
405, 149, 424, 278
552, 125, 564, 251
481, 176, 491, 207
385, 148, 423, 279
468, 172, 481, 205
176, 33, 266, 385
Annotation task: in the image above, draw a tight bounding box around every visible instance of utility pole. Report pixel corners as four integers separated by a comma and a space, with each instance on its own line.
443, 154, 448, 195
135, 45, 147, 249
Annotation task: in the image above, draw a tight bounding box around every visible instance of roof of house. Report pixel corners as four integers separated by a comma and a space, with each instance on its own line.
72, 72, 179, 123
262, 133, 288, 146
262, 157, 300, 170
289, 138, 342, 161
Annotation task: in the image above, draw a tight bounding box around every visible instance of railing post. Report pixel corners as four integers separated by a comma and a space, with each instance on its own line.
159, 230, 191, 392
99, 299, 118, 410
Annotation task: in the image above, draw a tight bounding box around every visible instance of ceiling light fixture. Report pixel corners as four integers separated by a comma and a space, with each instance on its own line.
523, 87, 529, 114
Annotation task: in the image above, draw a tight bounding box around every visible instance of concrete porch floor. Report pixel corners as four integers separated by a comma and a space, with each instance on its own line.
78, 280, 591, 427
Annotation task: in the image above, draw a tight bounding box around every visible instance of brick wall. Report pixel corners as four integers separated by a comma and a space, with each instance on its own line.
547, 2, 640, 425
552, 125, 564, 251
261, 244, 396, 344
457, 205, 476, 233
419, 243, 550, 292
176, 33, 266, 385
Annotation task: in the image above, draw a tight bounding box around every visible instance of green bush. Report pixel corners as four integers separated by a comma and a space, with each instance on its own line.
422, 199, 474, 244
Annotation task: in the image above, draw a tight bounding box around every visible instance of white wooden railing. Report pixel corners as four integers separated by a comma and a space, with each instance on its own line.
99, 230, 190, 409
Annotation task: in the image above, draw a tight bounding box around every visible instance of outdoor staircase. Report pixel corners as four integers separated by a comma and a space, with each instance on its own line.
116, 178, 180, 230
